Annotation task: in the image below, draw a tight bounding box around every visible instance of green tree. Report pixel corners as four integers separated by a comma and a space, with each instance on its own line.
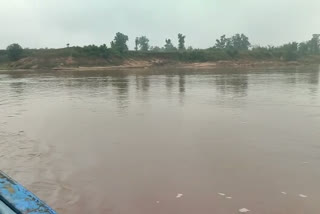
164, 39, 176, 52
298, 42, 309, 55
178, 33, 186, 51
136, 36, 150, 51
281, 42, 298, 61
99, 44, 110, 58
187, 46, 193, 51
135, 37, 139, 51
215, 35, 228, 49
6, 43, 23, 61
111, 32, 129, 54
150, 46, 162, 52
309, 34, 320, 54
231, 34, 251, 50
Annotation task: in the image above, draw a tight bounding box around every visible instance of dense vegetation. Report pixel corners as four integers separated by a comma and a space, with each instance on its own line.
0, 33, 319, 66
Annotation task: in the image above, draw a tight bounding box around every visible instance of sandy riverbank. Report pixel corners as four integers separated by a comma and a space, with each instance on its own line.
0, 57, 315, 72
51, 60, 304, 72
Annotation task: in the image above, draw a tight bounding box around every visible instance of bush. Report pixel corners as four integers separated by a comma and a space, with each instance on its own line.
6, 43, 23, 61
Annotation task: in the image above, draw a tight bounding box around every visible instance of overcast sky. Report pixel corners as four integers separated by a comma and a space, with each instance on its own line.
0, 0, 319, 49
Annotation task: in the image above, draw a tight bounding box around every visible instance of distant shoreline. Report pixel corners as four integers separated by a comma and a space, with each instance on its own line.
52, 60, 304, 71
1, 33, 319, 72
1, 57, 318, 72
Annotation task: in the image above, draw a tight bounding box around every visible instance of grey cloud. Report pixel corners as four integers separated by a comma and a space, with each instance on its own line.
0, 0, 319, 49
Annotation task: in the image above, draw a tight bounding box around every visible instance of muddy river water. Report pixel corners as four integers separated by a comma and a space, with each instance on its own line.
0, 67, 320, 214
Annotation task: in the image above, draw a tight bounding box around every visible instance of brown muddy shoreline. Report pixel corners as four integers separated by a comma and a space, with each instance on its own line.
55, 61, 302, 71
1, 58, 315, 72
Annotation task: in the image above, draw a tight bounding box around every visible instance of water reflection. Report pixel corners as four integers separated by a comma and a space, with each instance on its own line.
135, 75, 150, 92
214, 72, 248, 97
165, 74, 175, 93
111, 75, 130, 110
179, 73, 186, 93
10, 82, 26, 97
306, 70, 319, 85
282, 68, 319, 96
178, 73, 186, 104
307, 70, 319, 96
141, 76, 150, 93
7, 72, 29, 79
135, 75, 151, 104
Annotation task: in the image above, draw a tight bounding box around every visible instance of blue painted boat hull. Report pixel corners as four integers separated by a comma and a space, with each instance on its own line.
0, 171, 56, 214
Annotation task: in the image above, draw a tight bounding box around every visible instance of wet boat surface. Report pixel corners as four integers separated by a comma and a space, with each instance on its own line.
0, 171, 56, 214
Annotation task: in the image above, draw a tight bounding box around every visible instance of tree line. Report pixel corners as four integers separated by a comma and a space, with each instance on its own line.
2, 33, 320, 62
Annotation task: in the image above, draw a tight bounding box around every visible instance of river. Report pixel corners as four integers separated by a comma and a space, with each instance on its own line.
0, 67, 320, 214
